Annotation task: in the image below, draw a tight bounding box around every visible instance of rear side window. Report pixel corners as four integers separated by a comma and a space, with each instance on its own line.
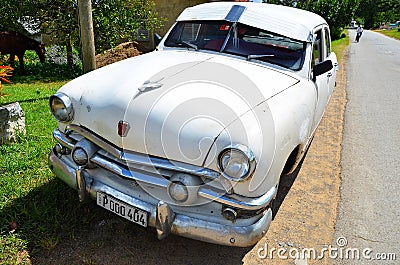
324, 27, 331, 57
312, 30, 323, 65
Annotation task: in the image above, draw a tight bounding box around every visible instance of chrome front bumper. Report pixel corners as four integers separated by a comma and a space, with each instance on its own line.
49, 126, 276, 246
49, 149, 273, 247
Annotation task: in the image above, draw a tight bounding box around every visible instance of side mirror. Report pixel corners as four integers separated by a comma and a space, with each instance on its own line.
154, 33, 162, 47
313, 60, 333, 79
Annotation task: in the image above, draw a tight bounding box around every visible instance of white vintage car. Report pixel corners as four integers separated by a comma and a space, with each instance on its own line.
48, 2, 337, 247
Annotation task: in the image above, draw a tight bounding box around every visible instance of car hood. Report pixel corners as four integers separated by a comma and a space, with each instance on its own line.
59, 50, 298, 166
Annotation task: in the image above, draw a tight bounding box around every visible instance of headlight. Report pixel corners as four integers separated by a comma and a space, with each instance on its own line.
49, 92, 74, 122
218, 145, 256, 181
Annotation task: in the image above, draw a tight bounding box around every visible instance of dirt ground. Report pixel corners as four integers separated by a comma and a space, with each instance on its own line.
95, 42, 142, 68
32, 49, 348, 265
242, 50, 348, 265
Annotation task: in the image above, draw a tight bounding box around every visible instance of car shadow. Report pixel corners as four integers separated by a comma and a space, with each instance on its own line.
1, 179, 252, 265
1, 163, 303, 264
272, 155, 304, 219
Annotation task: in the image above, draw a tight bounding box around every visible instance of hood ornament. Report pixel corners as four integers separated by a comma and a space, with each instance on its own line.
138, 80, 163, 93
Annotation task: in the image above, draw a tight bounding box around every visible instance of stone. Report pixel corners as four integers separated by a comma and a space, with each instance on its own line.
0, 102, 26, 144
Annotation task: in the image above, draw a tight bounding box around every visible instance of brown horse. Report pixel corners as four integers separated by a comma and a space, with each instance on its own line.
0, 31, 45, 72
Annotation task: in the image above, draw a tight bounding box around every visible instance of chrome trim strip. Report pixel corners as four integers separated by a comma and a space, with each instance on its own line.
67, 125, 121, 158
53, 128, 75, 149
198, 186, 276, 211
90, 153, 169, 188
55, 126, 233, 192
120, 152, 221, 179
90, 152, 274, 211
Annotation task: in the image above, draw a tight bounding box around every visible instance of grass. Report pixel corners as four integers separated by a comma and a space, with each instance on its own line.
1, 81, 61, 263
0, 60, 110, 264
332, 33, 350, 63
0, 39, 350, 264
375, 28, 400, 40
0, 80, 109, 264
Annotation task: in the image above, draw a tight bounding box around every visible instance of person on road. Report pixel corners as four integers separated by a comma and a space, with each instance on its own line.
356, 25, 363, 42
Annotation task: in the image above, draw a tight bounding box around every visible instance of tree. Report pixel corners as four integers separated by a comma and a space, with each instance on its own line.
78, 0, 96, 73
92, 0, 164, 52
1, 0, 163, 68
268, 0, 361, 39
356, 0, 400, 29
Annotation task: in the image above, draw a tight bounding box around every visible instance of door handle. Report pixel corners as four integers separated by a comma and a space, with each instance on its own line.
327, 73, 332, 77
334, 62, 339, 70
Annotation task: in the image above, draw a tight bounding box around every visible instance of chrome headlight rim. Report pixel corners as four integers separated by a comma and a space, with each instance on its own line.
218, 144, 256, 182
49, 92, 74, 123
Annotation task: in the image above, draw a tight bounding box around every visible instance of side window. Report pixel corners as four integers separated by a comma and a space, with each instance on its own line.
312, 29, 322, 66
324, 27, 331, 57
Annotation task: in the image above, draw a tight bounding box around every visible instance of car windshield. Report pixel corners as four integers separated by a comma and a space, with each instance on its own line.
164, 21, 307, 71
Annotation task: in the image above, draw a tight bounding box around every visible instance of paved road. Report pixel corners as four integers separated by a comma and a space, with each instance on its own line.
334, 30, 400, 264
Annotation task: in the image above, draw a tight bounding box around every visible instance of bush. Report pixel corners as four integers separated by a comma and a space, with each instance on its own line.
12, 61, 82, 83
45, 46, 82, 66
10, 45, 83, 83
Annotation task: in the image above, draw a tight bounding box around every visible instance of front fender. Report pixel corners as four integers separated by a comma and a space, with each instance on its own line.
203, 101, 277, 197
204, 81, 317, 198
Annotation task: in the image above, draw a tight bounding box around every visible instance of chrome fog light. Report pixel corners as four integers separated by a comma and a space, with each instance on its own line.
72, 147, 88, 166
71, 138, 99, 167
49, 92, 74, 122
168, 181, 189, 203
218, 145, 256, 181
167, 173, 201, 204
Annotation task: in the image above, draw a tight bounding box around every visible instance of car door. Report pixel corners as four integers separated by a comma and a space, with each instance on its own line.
324, 26, 338, 96
311, 27, 331, 131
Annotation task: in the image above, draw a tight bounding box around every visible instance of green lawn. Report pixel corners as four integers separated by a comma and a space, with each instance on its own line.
0, 38, 350, 264
375, 28, 400, 40
332, 33, 350, 63
1, 81, 65, 263
0, 80, 108, 264
0, 41, 129, 262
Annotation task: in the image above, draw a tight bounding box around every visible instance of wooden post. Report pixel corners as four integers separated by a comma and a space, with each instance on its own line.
78, 0, 96, 73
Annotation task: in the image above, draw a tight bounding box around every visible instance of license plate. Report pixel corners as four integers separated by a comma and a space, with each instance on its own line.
97, 192, 148, 227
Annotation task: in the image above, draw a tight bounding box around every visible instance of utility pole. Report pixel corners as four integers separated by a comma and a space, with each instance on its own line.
78, 0, 96, 73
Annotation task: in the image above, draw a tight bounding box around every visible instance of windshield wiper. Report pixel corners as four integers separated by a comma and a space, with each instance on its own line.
247, 54, 275, 61
176, 40, 198, 51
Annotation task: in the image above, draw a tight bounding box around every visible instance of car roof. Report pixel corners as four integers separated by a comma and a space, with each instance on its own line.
176, 2, 327, 42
